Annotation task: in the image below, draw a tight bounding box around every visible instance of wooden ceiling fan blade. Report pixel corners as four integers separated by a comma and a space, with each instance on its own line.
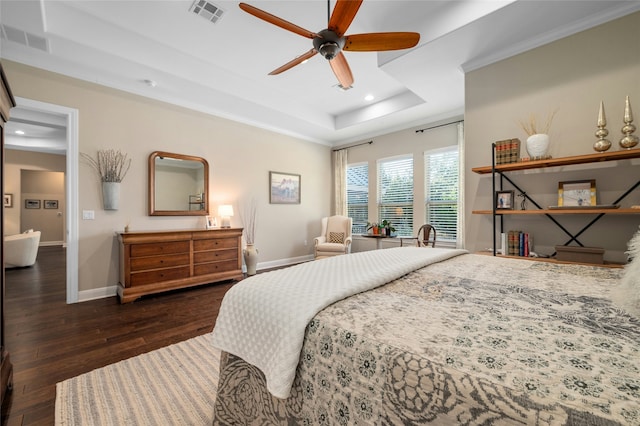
268, 49, 318, 75
328, 0, 363, 37
329, 52, 354, 88
344, 32, 420, 51
239, 3, 316, 39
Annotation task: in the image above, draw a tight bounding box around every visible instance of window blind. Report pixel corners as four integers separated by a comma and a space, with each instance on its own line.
377, 155, 413, 236
425, 147, 459, 242
346, 163, 368, 234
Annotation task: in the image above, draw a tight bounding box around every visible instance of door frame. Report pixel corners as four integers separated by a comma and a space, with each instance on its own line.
14, 97, 79, 303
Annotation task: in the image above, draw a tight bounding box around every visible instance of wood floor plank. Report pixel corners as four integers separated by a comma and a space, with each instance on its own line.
1, 246, 237, 425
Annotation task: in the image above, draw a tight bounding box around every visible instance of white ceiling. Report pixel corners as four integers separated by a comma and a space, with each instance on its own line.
2, 0, 640, 153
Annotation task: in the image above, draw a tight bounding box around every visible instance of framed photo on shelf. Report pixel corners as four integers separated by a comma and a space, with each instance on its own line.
25, 199, 40, 209
558, 179, 596, 207
496, 190, 515, 210
269, 171, 301, 204
205, 215, 218, 229
44, 200, 58, 209
3, 193, 13, 208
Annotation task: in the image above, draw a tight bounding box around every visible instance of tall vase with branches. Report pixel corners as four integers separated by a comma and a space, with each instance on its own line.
240, 198, 258, 275
81, 149, 131, 210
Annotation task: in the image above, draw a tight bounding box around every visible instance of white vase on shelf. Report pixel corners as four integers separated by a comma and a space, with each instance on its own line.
526, 134, 550, 159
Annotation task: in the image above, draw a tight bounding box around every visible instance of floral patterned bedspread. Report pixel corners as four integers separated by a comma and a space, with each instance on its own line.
212, 254, 639, 425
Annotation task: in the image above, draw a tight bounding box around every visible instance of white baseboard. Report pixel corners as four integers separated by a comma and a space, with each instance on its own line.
255, 254, 313, 271
40, 241, 65, 247
78, 285, 118, 302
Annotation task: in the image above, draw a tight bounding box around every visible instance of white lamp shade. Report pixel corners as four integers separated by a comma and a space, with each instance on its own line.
218, 205, 234, 217
218, 205, 234, 228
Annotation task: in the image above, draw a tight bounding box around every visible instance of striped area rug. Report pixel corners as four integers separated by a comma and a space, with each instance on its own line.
55, 334, 220, 425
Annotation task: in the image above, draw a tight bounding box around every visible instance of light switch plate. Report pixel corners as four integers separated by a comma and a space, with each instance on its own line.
82, 210, 95, 220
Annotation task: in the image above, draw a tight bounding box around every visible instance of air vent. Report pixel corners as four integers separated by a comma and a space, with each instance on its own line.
0, 24, 49, 52
189, 0, 225, 24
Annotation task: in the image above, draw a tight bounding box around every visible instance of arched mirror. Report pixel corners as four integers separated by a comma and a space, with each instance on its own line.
148, 151, 209, 216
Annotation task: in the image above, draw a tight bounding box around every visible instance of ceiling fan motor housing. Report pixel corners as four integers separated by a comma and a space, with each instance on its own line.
313, 29, 345, 60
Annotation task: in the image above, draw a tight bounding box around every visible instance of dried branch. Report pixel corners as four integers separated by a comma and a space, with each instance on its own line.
240, 198, 257, 245
519, 109, 558, 136
80, 149, 132, 183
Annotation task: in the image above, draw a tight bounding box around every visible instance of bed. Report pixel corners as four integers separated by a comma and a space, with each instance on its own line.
210, 246, 640, 425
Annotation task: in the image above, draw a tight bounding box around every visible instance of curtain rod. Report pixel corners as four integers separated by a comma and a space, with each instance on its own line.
415, 119, 463, 133
332, 140, 373, 152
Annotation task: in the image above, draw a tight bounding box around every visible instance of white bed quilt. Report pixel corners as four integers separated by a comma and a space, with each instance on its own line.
211, 247, 467, 398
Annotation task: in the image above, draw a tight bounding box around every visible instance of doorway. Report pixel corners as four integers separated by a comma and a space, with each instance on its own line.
5, 97, 79, 303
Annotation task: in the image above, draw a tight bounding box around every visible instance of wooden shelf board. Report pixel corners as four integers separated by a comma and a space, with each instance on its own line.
472, 208, 640, 215
472, 148, 640, 174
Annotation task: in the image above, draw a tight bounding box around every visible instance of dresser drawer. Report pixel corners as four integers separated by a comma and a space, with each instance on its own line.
130, 241, 190, 257
130, 253, 190, 272
194, 249, 237, 264
194, 260, 238, 276
130, 266, 190, 286
193, 238, 237, 251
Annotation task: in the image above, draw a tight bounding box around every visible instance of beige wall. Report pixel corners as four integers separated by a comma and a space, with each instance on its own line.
2, 60, 331, 293
21, 170, 65, 243
465, 12, 640, 263
5, 149, 66, 239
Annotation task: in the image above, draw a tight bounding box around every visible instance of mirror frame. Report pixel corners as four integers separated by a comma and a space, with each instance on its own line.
148, 151, 209, 216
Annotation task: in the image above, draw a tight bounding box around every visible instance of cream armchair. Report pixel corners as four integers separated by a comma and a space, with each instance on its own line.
5, 230, 41, 268
314, 215, 353, 259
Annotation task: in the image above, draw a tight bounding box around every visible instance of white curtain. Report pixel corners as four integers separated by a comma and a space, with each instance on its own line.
333, 149, 348, 216
456, 121, 465, 249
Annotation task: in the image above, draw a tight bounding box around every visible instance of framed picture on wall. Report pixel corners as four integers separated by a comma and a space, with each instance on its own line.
44, 200, 59, 209
3, 193, 13, 208
269, 171, 301, 204
25, 199, 41, 209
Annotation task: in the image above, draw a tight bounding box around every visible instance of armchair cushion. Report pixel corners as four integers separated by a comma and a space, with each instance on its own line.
329, 232, 345, 244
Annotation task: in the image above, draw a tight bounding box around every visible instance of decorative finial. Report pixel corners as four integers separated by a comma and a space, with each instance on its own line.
593, 101, 611, 152
619, 95, 639, 149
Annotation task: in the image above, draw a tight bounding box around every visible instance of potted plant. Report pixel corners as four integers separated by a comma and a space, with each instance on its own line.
366, 222, 380, 235
381, 220, 396, 237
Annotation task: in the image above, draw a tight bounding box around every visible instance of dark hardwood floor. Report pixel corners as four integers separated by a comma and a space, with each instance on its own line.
2, 246, 234, 425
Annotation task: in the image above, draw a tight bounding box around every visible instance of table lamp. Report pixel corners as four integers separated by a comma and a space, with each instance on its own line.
218, 204, 234, 228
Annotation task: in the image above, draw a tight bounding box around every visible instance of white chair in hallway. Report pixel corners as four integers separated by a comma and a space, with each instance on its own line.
5, 230, 41, 268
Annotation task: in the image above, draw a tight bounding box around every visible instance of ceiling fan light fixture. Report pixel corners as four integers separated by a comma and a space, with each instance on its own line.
318, 42, 340, 60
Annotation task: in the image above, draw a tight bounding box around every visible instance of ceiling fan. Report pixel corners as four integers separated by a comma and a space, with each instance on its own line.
239, 0, 420, 88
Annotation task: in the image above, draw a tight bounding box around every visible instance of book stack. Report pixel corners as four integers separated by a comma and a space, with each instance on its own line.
507, 230, 532, 257
494, 139, 521, 165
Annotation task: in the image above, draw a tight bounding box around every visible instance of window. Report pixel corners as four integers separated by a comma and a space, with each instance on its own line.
424, 147, 459, 242
346, 163, 368, 234
377, 155, 413, 236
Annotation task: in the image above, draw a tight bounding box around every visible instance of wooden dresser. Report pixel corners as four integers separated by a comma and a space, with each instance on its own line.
118, 228, 243, 303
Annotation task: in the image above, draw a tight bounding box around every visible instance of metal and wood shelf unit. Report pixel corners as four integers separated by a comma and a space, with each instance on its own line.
472, 148, 640, 260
